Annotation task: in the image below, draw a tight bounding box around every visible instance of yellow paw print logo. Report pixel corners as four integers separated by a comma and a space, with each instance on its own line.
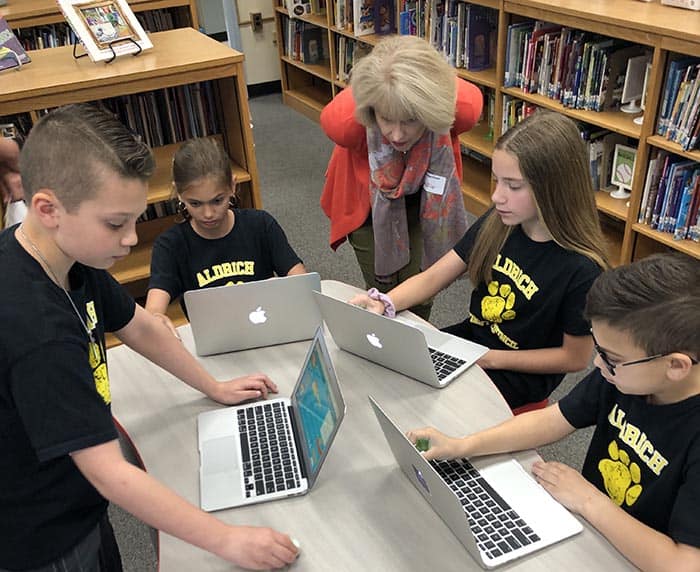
93, 363, 111, 405
481, 281, 516, 323
598, 441, 642, 507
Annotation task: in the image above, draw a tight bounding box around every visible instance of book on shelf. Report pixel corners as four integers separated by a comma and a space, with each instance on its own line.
15, 22, 76, 50
57, 0, 153, 62
286, 0, 312, 18
301, 25, 323, 64
638, 150, 662, 224
398, 0, 425, 37
657, 56, 700, 142
336, 36, 370, 82
464, 5, 496, 72
354, 0, 375, 36
374, 0, 394, 34
673, 171, 699, 240
0, 16, 31, 71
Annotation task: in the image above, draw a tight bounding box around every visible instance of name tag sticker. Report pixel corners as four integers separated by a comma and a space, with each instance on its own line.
424, 172, 447, 195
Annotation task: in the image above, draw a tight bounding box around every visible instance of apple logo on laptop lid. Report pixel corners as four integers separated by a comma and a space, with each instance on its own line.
366, 333, 383, 349
248, 306, 267, 325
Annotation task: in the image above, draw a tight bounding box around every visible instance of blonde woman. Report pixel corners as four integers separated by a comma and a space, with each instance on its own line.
352, 111, 611, 411
320, 34, 483, 320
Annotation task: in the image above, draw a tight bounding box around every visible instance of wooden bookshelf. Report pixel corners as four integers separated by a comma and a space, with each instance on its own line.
1, 0, 199, 31
272, 0, 700, 265
0, 28, 261, 331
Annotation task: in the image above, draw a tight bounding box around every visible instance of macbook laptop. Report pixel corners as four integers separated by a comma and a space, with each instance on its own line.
369, 396, 582, 569
197, 327, 345, 511
313, 291, 488, 387
184, 272, 322, 356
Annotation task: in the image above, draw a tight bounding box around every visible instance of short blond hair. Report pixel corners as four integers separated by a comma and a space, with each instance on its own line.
350, 35, 457, 133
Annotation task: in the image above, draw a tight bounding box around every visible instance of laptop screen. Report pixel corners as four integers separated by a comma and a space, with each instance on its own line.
292, 331, 344, 480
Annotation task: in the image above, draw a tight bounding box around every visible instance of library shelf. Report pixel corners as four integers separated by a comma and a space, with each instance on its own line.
0, 28, 261, 329
272, 0, 700, 264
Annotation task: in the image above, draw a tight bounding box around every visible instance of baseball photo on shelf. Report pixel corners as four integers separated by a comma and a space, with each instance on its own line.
610, 143, 637, 199
57, 0, 152, 62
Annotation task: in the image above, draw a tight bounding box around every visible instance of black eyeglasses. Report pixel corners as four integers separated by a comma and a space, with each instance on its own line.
590, 329, 670, 377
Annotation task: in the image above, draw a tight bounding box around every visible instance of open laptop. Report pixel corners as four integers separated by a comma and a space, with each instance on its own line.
197, 327, 345, 511
313, 291, 488, 387
184, 272, 322, 356
369, 396, 582, 569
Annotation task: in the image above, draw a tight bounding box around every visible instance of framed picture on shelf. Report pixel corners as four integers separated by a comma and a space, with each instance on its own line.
57, 0, 153, 62
610, 143, 637, 199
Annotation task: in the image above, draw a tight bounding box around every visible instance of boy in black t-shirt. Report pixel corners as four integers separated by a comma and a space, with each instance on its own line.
408, 254, 700, 571
0, 104, 298, 571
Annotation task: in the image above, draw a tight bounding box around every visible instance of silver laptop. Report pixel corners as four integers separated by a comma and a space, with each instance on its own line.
369, 396, 582, 569
313, 291, 488, 387
197, 327, 345, 511
184, 272, 322, 355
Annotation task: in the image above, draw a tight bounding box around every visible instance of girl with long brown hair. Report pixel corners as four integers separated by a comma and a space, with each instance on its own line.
353, 111, 610, 411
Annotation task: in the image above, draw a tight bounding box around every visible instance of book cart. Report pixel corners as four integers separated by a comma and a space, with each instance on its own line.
272, 0, 700, 266
0, 27, 262, 344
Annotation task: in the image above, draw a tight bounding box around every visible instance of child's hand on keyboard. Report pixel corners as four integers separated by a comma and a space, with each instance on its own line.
209, 374, 278, 405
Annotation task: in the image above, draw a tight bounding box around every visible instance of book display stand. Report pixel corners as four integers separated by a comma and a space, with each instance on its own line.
72, 35, 142, 62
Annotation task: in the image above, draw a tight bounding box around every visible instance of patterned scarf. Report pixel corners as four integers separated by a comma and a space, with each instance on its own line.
367, 127, 467, 277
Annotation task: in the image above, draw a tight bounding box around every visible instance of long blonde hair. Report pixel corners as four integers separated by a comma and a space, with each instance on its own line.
468, 111, 610, 285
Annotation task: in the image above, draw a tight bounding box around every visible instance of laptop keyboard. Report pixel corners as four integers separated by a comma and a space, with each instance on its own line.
429, 348, 467, 381
238, 402, 302, 499
431, 458, 541, 560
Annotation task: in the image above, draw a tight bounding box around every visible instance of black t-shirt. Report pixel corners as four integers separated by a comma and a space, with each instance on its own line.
559, 370, 700, 548
0, 225, 135, 569
450, 213, 601, 407
149, 209, 303, 313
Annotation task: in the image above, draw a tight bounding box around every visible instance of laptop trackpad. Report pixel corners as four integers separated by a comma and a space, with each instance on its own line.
200, 436, 243, 511
201, 436, 240, 475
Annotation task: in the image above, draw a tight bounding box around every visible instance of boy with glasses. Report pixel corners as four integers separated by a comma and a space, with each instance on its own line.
408, 253, 700, 571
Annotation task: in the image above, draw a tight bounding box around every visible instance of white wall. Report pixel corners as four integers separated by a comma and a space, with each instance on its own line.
199, 0, 281, 85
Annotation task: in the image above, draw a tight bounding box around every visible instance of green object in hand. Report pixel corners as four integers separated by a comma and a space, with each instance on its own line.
415, 438, 430, 452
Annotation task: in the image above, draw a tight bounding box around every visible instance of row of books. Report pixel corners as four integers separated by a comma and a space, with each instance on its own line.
101, 82, 221, 148
501, 100, 640, 194
398, 0, 426, 38
14, 22, 74, 51
285, 0, 327, 18
1, 82, 219, 151
135, 8, 191, 33
502, 96, 537, 133
334, 0, 394, 36
336, 36, 371, 82
504, 21, 648, 112
581, 126, 629, 194
656, 57, 700, 151
137, 198, 179, 223
639, 150, 700, 242
428, 2, 496, 71
281, 17, 329, 64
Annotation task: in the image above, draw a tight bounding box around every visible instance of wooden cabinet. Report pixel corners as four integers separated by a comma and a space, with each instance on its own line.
272, 0, 700, 264
0, 28, 261, 339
